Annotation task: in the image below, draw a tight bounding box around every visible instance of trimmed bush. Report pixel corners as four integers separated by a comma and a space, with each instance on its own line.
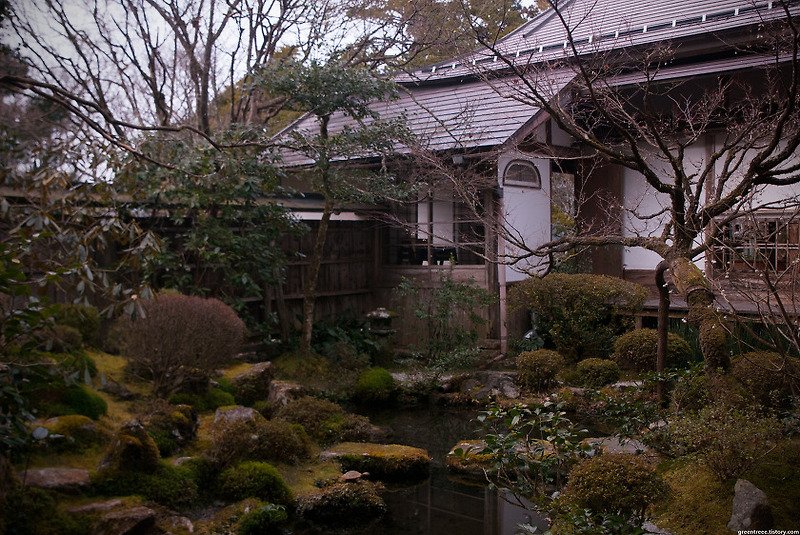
52, 303, 101, 346
219, 461, 293, 504
517, 349, 564, 391
560, 454, 668, 520
118, 294, 245, 398
670, 404, 783, 481
40, 324, 84, 353
510, 273, 647, 363
613, 328, 694, 372
731, 351, 800, 409
354, 367, 394, 403
575, 358, 620, 387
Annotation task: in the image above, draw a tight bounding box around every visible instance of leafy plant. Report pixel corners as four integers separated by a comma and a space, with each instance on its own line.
354, 367, 395, 403
219, 461, 293, 504
517, 349, 564, 391
575, 358, 620, 387
510, 274, 647, 363
468, 401, 589, 499
613, 328, 694, 372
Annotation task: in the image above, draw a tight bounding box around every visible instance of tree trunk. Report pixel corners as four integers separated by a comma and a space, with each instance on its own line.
669, 257, 730, 371
299, 200, 333, 355
655, 260, 669, 405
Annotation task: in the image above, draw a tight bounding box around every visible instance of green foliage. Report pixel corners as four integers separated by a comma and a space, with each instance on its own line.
38, 324, 83, 353
510, 274, 647, 363
557, 454, 668, 531
731, 351, 800, 409
51, 303, 101, 346
92, 461, 199, 509
396, 272, 495, 369
470, 401, 589, 498
311, 311, 381, 362
613, 328, 694, 372
127, 134, 300, 334
219, 461, 293, 504
297, 481, 386, 528
517, 349, 564, 391
354, 367, 394, 403
118, 294, 245, 397
670, 404, 783, 481
145, 404, 197, 457
668, 364, 712, 414
237, 503, 288, 535
575, 358, 620, 387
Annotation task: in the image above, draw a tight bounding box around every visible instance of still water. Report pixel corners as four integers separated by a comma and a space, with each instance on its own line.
349, 407, 549, 535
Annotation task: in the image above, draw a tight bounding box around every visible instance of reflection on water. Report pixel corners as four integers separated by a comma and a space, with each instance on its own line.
354, 406, 549, 535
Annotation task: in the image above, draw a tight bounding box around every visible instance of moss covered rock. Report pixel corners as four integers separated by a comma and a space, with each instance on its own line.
98, 420, 161, 475
319, 442, 430, 480
41, 414, 108, 452
231, 362, 274, 406
446, 438, 555, 477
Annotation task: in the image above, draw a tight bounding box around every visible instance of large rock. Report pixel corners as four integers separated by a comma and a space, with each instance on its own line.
582, 437, 654, 457
213, 405, 264, 426
231, 361, 273, 405
91, 506, 156, 535
446, 438, 554, 478
18, 467, 91, 494
460, 371, 520, 400
268, 380, 305, 407
297, 481, 386, 529
320, 442, 430, 480
727, 479, 774, 531
68, 499, 124, 514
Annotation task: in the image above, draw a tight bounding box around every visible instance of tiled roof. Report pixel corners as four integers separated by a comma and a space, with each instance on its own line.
401, 0, 799, 83
278, 0, 798, 163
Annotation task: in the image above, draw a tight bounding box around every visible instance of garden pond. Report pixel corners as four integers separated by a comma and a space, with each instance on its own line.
296, 406, 606, 535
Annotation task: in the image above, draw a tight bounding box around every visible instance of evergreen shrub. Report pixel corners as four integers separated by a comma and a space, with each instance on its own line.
510, 273, 647, 363
276, 396, 371, 445
575, 358, 620, 387
52, 303, 101, 346
517, 349, 564, 391
237, 503, 288, 535
613, 328, 694, 371
560, 454, 668, 520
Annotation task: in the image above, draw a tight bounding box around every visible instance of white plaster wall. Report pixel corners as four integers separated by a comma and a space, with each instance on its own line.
417, 198, 455, 244
498, 151, 552, 282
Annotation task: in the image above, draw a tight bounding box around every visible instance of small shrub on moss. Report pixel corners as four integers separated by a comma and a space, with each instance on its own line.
145, 404, 198, 457
559, 454, 668, 522
118, 294, 245, 398
209, 418, 311, 467
613, 328, 694, 372
669, 365, 712, 414
731, 351, 800, 410
297, 481, 386, 528
670, 403, 782, 481
510, 273, 647, 363
52, 303, 101, 346
517, 349, 564, 391
354, 367, 394, 403
39, 324, 84, 353
237, 503, 288, 535
53, 350, 98, 378
219, 461, 293, 504
575, 358, 620, 387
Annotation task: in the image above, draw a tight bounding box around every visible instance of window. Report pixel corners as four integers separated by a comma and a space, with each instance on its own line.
503, 160, 541, 188
711, 213, 800, 274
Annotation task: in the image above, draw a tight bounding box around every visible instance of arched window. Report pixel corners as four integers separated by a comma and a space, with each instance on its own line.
503, 160, 541, 188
